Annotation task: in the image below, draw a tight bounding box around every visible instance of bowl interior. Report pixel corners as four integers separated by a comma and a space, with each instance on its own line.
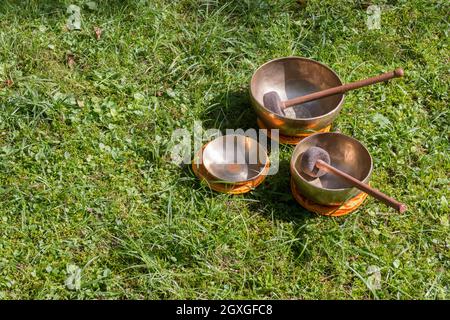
293, 133, 372, 190
203, 135, 268, 183
251, 57, 343, 119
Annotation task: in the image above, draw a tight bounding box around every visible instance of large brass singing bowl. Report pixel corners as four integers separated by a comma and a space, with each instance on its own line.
250, 57, 345, 136
290, 132, 373, 205
202, 134, 269, 184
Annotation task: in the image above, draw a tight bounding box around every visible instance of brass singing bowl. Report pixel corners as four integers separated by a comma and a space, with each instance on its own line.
202, 134, 269, 184
250, 57, 345, 136
290, 132, 373, 205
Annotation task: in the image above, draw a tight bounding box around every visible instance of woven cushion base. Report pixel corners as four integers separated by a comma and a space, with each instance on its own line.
257, 118, 331, 145
192, 144, 269, 195
290, 178, 368, 216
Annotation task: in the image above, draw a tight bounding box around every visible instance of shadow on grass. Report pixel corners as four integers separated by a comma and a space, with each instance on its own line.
249, 158, 317, 261
199, 88, 257, 132
188, 88, 318, 262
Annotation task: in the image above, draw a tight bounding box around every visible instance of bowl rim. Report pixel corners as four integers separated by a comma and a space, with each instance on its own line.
290, 132, 373, 192
250, 56, 345, 121
202, 134, 270, 184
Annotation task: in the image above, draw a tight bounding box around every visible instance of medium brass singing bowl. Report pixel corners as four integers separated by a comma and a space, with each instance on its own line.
290, 132, 373, 205
250, 57, 344, 136
202, 134, 269, 184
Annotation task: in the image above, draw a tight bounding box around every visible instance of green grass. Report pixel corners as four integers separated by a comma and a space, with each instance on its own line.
0, 0, 448, 299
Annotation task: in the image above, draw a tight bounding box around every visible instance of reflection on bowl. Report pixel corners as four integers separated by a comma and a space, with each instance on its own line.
202, 134, 269, 184
250, 56, 344, 136
290, 132, 373, 205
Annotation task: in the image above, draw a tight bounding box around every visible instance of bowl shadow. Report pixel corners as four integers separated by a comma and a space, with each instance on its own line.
189, 83, 322, 263
199, 88, 257, 132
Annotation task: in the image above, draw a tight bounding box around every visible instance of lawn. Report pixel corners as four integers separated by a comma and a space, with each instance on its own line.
0, 0, 448, 299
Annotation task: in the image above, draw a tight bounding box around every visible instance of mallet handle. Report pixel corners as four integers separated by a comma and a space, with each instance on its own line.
316, 160, 407, 213
284, 68, 404, 108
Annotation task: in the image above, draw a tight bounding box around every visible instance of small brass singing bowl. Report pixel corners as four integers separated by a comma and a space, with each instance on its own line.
202, 134, 269, 185
290, 132, 373, 205
250, 56, 344, 136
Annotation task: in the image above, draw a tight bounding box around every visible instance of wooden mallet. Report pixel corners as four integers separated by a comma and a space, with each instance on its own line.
263, 68, 404, 116
300, 147, 407, 213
